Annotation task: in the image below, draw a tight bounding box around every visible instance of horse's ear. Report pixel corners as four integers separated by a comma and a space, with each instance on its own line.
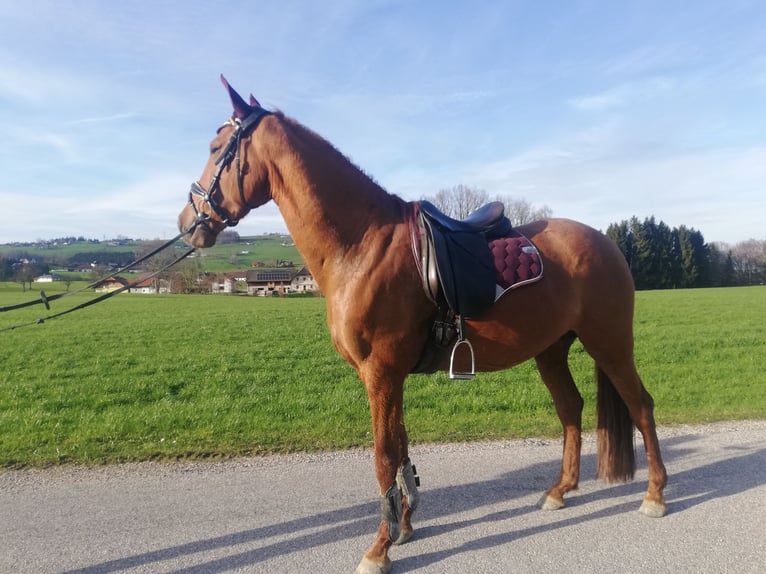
220, 74, 251, 119
249, 94, 261, 107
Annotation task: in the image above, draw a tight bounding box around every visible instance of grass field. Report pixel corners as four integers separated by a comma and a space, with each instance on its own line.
1, 284, 764, 468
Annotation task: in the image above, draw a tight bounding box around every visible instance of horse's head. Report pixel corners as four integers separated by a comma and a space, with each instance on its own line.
178, 75, 273, 248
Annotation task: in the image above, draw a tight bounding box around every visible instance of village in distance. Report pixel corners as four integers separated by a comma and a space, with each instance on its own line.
0, 230, 320, 297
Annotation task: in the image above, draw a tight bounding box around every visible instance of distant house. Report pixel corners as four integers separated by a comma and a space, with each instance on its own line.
34, 274, 59, 283
95, 276, 129, 293
209, 271, 250, 294
127, 274, 172, 294
245, 269, 293, 296
244, 266, 319, 296
211, 273, 235, 294
290, 266, 319, 293
128, 274, 158, 294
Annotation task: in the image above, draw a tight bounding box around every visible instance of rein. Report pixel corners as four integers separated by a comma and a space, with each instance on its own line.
0, 226, 197, 332
188, 107, 271, 232
3, 106, 271, 333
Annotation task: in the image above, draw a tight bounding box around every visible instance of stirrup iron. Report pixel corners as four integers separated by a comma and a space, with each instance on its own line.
449, 316, 476, 380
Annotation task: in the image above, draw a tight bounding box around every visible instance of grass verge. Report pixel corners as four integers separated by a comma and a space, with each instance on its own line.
1, 285, 764, 468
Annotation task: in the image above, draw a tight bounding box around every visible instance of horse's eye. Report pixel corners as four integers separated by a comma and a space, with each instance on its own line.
210, 146, 221, 156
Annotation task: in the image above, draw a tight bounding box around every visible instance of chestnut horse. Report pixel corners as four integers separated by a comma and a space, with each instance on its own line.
178, 77, 667, 574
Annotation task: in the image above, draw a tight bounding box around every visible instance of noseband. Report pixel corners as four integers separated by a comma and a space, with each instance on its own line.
188, 107, 271, 232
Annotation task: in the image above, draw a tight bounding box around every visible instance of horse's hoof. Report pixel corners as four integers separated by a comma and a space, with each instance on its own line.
355, 556, 392, 574
393, 526, 414, 545
539, 493, 565, 510
639, 499, 667, 518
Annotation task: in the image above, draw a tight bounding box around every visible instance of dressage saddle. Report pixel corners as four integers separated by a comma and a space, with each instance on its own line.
413, 200, 512, 377
418, 200, 512, 318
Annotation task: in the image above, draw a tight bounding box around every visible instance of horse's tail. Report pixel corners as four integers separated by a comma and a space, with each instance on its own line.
596, 367, 636, 482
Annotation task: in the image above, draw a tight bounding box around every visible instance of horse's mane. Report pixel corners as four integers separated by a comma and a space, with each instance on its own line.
275, 112, 395, 201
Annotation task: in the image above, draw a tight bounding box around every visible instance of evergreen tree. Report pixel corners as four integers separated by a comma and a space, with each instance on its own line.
631, 216, 668, 290
606, 221, 633, 268
606, 216, 713, 289
675, 226, 707, 287
655, 219, 676, 289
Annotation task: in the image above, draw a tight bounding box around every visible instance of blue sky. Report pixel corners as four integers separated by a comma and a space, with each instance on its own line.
1, 1, 764, 245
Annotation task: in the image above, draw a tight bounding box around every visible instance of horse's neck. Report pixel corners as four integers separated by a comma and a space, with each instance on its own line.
263, 117, 405, 285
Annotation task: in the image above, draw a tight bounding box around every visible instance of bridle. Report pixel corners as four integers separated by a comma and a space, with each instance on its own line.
187, 106, 271, 232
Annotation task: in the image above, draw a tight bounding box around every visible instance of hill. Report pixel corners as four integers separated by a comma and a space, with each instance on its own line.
0, 234, 303, 279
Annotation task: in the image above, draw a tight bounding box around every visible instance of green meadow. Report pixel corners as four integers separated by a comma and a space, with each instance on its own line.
1, 284, 764, 468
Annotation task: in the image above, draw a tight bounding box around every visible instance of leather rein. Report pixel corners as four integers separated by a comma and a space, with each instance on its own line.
1, 233, 196, 332
0, 109, 270, 331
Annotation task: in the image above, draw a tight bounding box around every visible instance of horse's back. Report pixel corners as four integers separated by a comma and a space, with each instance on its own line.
465, 218, 635, 371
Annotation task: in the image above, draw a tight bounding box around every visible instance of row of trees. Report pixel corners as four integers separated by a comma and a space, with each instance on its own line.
422, 184, 553, 225
425, 185, 764, 290
607, 217, 765, 289
607, 218, 710, 289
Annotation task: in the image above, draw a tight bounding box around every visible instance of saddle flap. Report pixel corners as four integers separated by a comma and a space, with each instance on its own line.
421, 212, 497, 318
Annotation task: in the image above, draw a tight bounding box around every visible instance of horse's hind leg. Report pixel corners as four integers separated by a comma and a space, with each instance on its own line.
578, 322, 668, 517
596, 360, 668, 517
534, 332, 584, 510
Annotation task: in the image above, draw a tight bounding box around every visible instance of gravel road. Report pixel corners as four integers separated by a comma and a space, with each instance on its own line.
1, 420, 764, 573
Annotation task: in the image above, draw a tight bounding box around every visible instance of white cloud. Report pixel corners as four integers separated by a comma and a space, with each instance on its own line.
568, 77, 677, 112
65, 113, 143, 126
0, 55, 96, 106
569, 87, 629, 112
33, 132, 80, 163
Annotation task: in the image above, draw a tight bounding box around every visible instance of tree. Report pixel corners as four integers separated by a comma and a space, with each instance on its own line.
708, 243, 736, 287
722, 250, 737, 286
135, 241, 178, 273
219, 230, 241, 244
422, 184, 553, 224
134, 240, 184, 292
629, 216, 660, 290
606, 220, 634, 269
0, 257, 14, 281
676, 226, 708, 288
730, 239, 765, 285
177, 259, 203, 294
88, 264, 110, 285
15, 264, 36, 291
493, 195, 553, 226
423, 184, 488, 219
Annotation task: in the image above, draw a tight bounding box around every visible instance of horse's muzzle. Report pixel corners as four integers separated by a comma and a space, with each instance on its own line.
178, 210, 218, 248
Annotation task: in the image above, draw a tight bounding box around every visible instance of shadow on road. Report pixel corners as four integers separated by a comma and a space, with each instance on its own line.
63, 433, 766, 573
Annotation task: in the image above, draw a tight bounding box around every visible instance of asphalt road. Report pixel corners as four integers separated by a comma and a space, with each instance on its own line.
2, 420, 764, 574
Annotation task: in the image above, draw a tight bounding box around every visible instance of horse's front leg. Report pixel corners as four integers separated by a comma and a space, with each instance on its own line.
355, 372, 420, 574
